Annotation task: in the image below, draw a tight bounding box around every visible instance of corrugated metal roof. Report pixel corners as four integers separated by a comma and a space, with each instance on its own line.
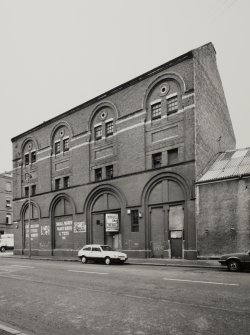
198, 148, 250, 183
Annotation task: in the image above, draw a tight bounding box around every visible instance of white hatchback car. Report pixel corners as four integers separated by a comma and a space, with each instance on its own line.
78, 244, 128, 265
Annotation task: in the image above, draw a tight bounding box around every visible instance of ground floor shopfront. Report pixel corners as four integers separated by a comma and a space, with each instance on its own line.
13, 170, 197, 259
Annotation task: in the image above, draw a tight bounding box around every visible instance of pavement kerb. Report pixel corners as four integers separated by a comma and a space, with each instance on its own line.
0, 321, 32, 335
1, 254, 222, 269
127, 262, 222, 269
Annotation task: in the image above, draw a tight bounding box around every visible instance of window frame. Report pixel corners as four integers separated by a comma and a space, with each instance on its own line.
55, 178, 61, 190
94, 125, 103, 141
105, 120, 114, 137
31, 151, 36, 163
24, 153, 29, 166
168, 148, 179, 165
152, 152, 162, 169
131, 209, 139, 232
106, 165, 113, 179
31, 185, 36, 196
151, 101, 162, 120
167, 94, 178, 115
63, 137, 69, 152
6, 213, 12, 225
63, 176, 70, 188
55, 141, 61, 155
24, 186, 29, 198
95, 168, 102, 181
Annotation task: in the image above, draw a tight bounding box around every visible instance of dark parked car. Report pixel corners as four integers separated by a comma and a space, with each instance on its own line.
219, 251, 250, 272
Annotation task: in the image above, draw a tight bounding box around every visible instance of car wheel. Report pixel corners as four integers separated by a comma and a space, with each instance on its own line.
81, 256, 87, 264
227, 259, 241, 272
0, 246, 6, 253
105, 257, 111, 265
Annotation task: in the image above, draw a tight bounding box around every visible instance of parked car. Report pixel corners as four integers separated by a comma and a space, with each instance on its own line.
78, 244, 128, 265
0, 234, 14, 253
219, 251, 250, 272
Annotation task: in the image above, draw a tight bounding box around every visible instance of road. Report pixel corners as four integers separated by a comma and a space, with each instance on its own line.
0, 257, 249, 335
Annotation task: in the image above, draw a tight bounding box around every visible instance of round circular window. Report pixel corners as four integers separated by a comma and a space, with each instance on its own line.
159, 83, 169, 96
101, 111, 107, 120
28, 143, 32, 150
59, 129, 64, 137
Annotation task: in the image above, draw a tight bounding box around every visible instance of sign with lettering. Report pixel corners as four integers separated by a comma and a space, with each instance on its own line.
25, 223, 39, 240
105, 213, 119, 232
55, 220, 73, 240
41, 225, 50, 236
74, 222, 86, 233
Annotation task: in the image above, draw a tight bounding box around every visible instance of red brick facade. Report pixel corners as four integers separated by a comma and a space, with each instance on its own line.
12, 43, 235, 259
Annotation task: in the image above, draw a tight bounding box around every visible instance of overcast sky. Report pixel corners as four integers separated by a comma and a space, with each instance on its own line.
1, 0, 249, 172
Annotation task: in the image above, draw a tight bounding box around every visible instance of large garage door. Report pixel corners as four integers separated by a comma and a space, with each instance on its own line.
150, 207, 165, 258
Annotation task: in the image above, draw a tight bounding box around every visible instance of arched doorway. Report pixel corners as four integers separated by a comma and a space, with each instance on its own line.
85, 186, 126, 250
22, 202, 39, 252
91, 193, 121, 249
52, 197, 74, 251
144, 174, 189, 259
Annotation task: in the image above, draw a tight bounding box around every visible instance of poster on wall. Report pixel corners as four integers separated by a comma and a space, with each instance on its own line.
55, 220, 73, 240
74, 222, 86, 233
41, 225, 50, 236
169, 206, 184, 230
105, 213, 119, 232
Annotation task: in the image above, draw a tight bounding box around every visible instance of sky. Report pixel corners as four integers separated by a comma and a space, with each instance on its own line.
1, 0, 249, 173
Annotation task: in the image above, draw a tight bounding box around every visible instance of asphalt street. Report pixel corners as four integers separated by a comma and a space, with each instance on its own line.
0, 258, 249, 335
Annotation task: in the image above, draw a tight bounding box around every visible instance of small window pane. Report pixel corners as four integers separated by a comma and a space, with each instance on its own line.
25, 187, 29, 198
95, 168, 102, 181
167, 96, 178, 114
152, 152, 162, 169
168, 148, 178, 164
106, 165, 113, 179
106, 121, 114, 136
55, 142, 60, 154
64, 176, 69, 188
31, 185, 36, 196
31, 151, 36, 163
25, 153, 29, 165
63, 138, 69, 152
6, 214, 11, 225
95, 126, 102, 140
151, 102, 161, 120
55, 179, 61, 190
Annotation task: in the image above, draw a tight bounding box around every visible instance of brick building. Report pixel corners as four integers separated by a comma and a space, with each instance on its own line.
11, 42, 235, 259
0, 171, 13, 236
197, 148, 250, 257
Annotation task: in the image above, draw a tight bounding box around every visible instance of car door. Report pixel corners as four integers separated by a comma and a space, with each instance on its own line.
82, 246, 91, 258
91, 247, 102, 261
244, 251, 250, 269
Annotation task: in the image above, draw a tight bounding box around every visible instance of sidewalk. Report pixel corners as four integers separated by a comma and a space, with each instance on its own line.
0, 252, 221, 269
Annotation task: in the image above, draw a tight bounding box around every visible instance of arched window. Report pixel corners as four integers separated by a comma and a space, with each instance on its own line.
23, 203, 39, 250
52, 126, 70, 155
53, 197, 73, 250
22, 140, 37, 166
146, 79, 182, 121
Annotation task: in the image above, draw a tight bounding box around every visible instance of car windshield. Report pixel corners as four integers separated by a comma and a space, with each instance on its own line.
101, 245, 114, 251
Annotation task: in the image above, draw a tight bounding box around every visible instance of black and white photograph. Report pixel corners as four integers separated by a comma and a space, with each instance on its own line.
0, 0, 250, 334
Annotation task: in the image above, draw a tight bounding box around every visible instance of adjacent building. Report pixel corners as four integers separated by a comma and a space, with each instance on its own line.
0, 171, 13, 236
11, 42, 235, 259
197, 148, 250, 257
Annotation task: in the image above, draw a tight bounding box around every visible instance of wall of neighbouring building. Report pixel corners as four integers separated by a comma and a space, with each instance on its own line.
196, 178, 250, 256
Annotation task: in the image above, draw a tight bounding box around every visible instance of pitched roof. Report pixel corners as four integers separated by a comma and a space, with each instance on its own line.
198, 148, 250, 183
